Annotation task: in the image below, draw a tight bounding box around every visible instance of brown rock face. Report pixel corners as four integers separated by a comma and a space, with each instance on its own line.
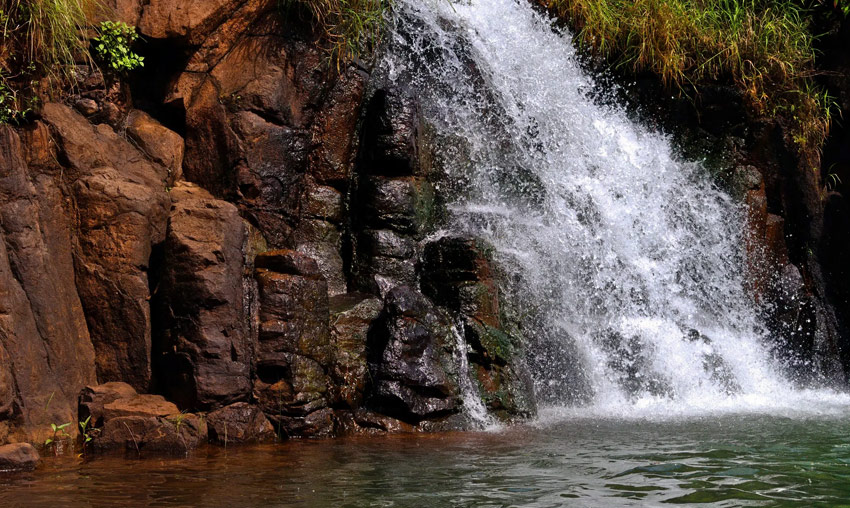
154, 184, 252, 410
253, 250, 333, 437
126, 110, 184, 184
138, 0, 242, 43
0, 443, 39, 472
171, 8, 367, 295
0, 125, 97, 440
41, 103, 170, 393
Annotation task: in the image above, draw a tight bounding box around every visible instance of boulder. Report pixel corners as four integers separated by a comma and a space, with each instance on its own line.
366, 287, 461, 422
101, 395, 179, 421
0, 443, 39, 472
155, 185, 253, 410
126, 109, 184, 183
79, 382, 205, 454
206, 403, 275, 444
79, 382, 139, 427
94, 414, 207, 455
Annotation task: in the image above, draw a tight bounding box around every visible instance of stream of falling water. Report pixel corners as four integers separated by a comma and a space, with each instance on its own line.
378, 0, 850, 419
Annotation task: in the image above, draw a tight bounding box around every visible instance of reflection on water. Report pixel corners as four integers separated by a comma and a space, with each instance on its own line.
3, 415, 850, 506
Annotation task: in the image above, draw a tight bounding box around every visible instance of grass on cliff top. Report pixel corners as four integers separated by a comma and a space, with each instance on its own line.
541, 0, 835, 162
280, 0, 391, 67
1, 0, 98, 121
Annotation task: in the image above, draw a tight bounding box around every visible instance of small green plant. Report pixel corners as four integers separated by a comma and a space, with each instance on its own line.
78, 416, 93, 455
44, 422, 71, 448
0, 79, 18, 125
92, 20, 144, 73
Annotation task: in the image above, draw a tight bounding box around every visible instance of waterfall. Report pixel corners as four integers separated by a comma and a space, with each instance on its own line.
379, 0, 849, 418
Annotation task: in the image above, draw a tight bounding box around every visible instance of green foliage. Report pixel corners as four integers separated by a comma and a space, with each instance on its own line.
78, 416, 92, 444
1, 0, 94, 81
280, 0, 391, 67
542, 0, 833, 159
0, 0, 97, 123
44, 421, 71, 446
93, 20, 144, 73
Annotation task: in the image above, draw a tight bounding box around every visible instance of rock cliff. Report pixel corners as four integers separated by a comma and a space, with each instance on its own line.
0, 0, 533, 449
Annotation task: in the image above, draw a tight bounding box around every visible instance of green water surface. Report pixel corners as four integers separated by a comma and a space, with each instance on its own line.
2, 414, 850, 507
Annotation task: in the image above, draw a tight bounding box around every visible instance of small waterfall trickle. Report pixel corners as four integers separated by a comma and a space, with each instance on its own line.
380, 0, 849, 418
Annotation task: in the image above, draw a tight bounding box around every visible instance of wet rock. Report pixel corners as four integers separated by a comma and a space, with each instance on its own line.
310, 66, 369, 186
359, 90, 422, 176
600, 331, 672, 398
290, 218, 347, 296
329, 294, 383, 409
155, 185, 252, 410
276, 408, 335, 439
126, 110, 184, 183
0, 443, 39, 472
334, 409, 415, 436
731, 165, 763, 199
351, 90, 440, 296
360, 176, 436, 235
253, 250, 333, 438
421, 236, 535, 419
366, 286, 461, 422
206, 403, 275, 444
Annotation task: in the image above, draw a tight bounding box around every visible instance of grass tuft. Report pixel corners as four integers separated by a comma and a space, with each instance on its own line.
0, 0, 99, 121
541, 0, 834, 160
280, 0, 391, 67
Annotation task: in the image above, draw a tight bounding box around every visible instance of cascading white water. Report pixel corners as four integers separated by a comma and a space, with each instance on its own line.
379, 0, 850, 418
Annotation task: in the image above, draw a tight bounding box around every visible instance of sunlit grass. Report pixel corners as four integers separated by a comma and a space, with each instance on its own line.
0, 0, 99, 120
280, 0, 391, 67
542, 0, 834, 160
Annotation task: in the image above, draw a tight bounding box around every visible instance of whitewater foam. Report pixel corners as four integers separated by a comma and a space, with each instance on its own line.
382, 0, 850, 420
